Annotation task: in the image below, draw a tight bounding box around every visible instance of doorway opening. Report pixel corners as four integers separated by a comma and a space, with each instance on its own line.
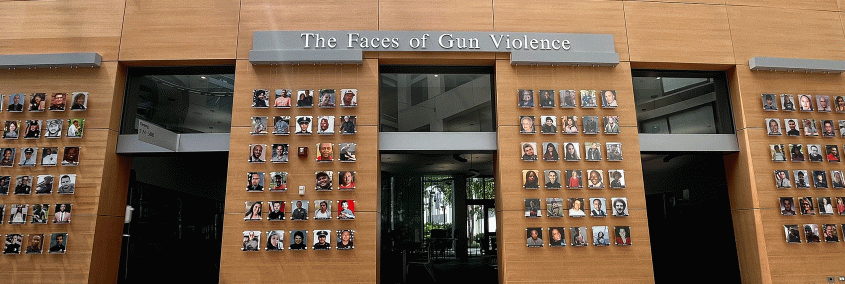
380, 152, 498, 284
642, 153, 741, 283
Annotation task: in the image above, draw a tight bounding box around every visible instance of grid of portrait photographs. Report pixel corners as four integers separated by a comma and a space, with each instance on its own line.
765, 93, 845, 245
243, 229, 355, 251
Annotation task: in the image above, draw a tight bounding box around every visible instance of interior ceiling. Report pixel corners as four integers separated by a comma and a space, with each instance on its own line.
380, 153, 494, 176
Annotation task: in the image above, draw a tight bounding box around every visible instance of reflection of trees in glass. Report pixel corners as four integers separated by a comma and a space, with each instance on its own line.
466, 178, 494, 247
422, 176, 495, 247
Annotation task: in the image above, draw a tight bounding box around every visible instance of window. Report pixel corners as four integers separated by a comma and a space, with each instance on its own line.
632, 70, 734, 134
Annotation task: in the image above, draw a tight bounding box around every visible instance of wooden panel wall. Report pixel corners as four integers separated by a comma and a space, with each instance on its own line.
218, 59, 379, 283
495, 62, 655, 283
0, 62, 128, 283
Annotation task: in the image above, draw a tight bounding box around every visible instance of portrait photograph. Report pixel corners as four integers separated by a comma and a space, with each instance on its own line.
535, 89, 555, 108
563, 142, 580, 161
35, 175, 53, 195
568, 198, 585, 217
788, 144, 804, 162
826, 145, 840, 162
338, 171, 356, 190
590, 197, 607, 217
316, 116, 334, 135
248, 144, 265, 163
836, 96, 845, 112
803, 119, 818, 137
66, 118, 84, 138
606, 143, 623, 161
518, 89, 534, 108
336, 229, 354, 250
314, 200, 332, 220
779, 197, 796, 216
252, 89, 270, 108
798, 94, 814, 111
831, 171, 844, 188
519, 116, 536, 134
4, 234, 22, 254
274, 89, 292, 108
604, 116, 620, 134
807, 144, 824, 162
246, 172, 264, 192
785, 118, 801, 136
770, 144, 787, 162
813, 170, 828, 188
316, 143, 334, 162
296, 89, 314, 108
548, 227, 566, 247
242, 231, 261, 251
821, 120, 836, 137
270, 143, 289, 163
520, 142, 537, 161
44, 119, 63, 138
609, 170, 626, 188
50, 93, 67, 111
266, 230, 284, 251
781, 94, 795, 111
54, 203, 72, 224
540, 116, 557, 134
580, 90, 597, 108
524, 198, 541, 218
315, 171, 333, 191
584, 142, 602, 161
24, 120, 41, 139
244, 201, 263, 221
339, 115, 357, 134
838, 197, 845, 215
291, 200, 309, 220
582, 116, 599, 134
522, 170, 540, 189
562, 116, 578, 134
799, 197, 815, 215
571, 227, 588, 247
615, 226, 632, 246
793, 170, 809, 188
14, 175, 31, 195
565, 170, 582, 189
269, 172, 287, 192
267, 201, 285, 221
273, 116, 290, 135
250, 116, 267, 135
294, 116, 312, 134
4, 120, 19, 139
761, 93, 778, 111
611, 197, 629, 217
546, 198, 563, 218
49, 233, 67, 253
765, 118, 781, 136
0, 176, 9, 195
601, 90, 618, 108
339, 89, 357, 107
29, 93, 45, 112
823, 224, 839, 242
337, 199, 355, 220
70, 92, 87, 111
593, 226, 610, 246
544, 170, 562, 189
783, 225, 801, 244
7, 94, 24, 112
804, 224, 821, 243
587, 170, 604, 189
818, 197, 834, 215
526, 227, 543, 247
560, 89, 577, 108
57, 174, 76, 194
817, 95, 832, 112
25, 234, 44, 254
339, 143, 356, 162
18, 147, 37, 166
318, 89, 336, 108
9, 204, 27, 224
313, 230, 332, 250
542, 142, 559, 162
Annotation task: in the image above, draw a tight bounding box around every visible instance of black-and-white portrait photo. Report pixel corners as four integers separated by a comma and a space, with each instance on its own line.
785, 118, 801, 136
593, 226, 610, 246
4, 234, 22, 254
583, 116, 599, 134
783, 225, 801, 243
609, 170, 626, 188
270, 144, 289, 163
44, 119, 63, 138
18, 147, 37, 167
339, 143, 356, 162
14, 175, 31, 195
793, 170, 809, 188
313, 230, 332, 250
604, 116, 619, 134
611, 197, 628, 217
544, 170, 562, 189
295, 116, 312, 134
316, 116, 334, 135
817, 95, 832, 112
339, 115, 357, 134
242, 231, 261, 251
606, 143, 623, 161
9, 204, 27, 224
0, 176, 9, 195
35, 175, 53, 194
821, 120, 836, 137
584, 142, 602, 161
318, 89, 336, 108
24, 120, 41, 139
779, 197, 796, 216
57, 174, 75, 194
266, 230, 284, 251
30, 204, 49, 224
